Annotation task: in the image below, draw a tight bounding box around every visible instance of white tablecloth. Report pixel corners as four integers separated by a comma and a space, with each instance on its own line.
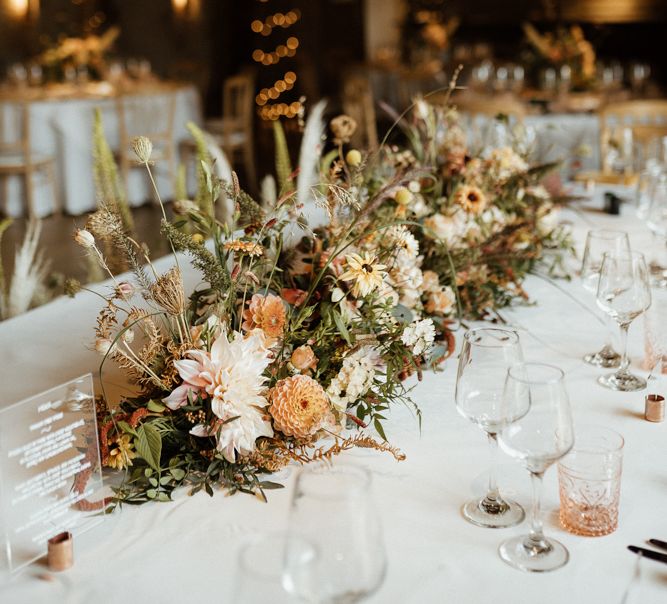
1, 85, 201, 218
1, 188, 666, 603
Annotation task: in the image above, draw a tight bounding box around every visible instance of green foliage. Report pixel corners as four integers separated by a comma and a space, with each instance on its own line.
92, 109, 134, 232
186, 121, 215, 218
161, 220, 230, 292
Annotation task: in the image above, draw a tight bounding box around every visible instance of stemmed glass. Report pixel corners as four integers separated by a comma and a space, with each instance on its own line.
596, 251, 652, 391
581, 229, 631, 367
286, 463, 386, 603
231, 532, 318, 603
645, 174, 667, 286
498, 363, 574, 572
455, 327, 525, 528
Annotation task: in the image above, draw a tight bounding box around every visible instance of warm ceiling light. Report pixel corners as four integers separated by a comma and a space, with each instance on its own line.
172, 0, 187, 12
7, 0, 31, 18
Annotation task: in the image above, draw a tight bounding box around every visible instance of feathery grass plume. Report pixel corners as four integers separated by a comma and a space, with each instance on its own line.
0, 218, 12, 318
5, 220, 50, 319
92, 109, 134, 232
273, 119, 294, 195
186, 121, 215, 218
296, 99, 326, 207
161, 220, 230, 292
260, 174, 277, 208
86, 204, 152, 292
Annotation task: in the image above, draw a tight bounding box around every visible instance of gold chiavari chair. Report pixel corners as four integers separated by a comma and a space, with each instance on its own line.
116, 91, 177, 201
205, 72, 257, 188
0, 102, 59, 218
342, 75, 379, 151
599, 100, 667, 172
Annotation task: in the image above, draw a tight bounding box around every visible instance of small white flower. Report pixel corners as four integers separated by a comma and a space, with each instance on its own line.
131, 136, 153, 164
401, 319, 436, 356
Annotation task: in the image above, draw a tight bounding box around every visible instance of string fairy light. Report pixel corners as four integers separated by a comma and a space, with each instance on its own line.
252, 3, 301, 120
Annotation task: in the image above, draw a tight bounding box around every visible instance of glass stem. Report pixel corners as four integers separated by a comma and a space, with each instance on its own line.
486, 433, 500, 501
525, 471, 550, 554
618, 322, 631, 375
480, 433, 507, 514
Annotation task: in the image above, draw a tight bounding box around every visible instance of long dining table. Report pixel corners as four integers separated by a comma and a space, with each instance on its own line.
0, 185, 666, 603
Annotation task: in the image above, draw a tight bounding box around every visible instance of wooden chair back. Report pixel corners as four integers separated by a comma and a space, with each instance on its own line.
222, 72, 254, 138
0, 102, 30, 161
117, 92, 177, 155
342, 75, 379, 151
599, 100, 667, 171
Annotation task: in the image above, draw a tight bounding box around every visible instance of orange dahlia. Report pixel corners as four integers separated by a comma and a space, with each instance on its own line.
268, 375, 333, 439
242, 294, 286, 346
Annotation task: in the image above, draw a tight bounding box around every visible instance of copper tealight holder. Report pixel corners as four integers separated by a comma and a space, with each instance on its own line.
47, 531, 73, 571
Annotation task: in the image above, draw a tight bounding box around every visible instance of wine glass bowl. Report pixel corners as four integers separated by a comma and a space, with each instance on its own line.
596, 251, 652, 391
498, 363, 574, 573
455, 327, 525, 528
580, 229, 631, 368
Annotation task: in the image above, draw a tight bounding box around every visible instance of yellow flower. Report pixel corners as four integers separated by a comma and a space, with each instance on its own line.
224, 239, 264, 257
269, 375, 333, 439
453, 185, 487, 215
340, 252, 387, 298
107, 434, 136, 470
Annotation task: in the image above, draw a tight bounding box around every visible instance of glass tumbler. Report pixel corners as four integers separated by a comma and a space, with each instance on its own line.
558, 426, 624, 537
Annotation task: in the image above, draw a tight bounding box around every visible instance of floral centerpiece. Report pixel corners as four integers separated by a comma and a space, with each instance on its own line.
522, 22, 596, 91
71, 108, 450, 506
37, 27, 119, 83
334, 98, 572, 321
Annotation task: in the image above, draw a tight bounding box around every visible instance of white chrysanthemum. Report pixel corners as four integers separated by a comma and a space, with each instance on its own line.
401, 319, 436, 356
327, 348, 379, 412
385, 225, 419, 259
164, 331, 273, 462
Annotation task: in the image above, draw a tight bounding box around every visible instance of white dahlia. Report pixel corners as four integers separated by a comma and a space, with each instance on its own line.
163, 330, 273, 462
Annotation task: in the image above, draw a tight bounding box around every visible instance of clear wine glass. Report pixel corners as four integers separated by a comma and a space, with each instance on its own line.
232, 532, 318, 603
581, 229, 631, 367
498, 363, 575, 573
455, 327, 525, 528
596, 251, 652, 391
645, 174, 667, 286
286, 463, 386, 603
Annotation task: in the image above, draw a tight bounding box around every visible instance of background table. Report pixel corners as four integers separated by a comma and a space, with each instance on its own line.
0, 187, 665, 603
0, 83, 201, 218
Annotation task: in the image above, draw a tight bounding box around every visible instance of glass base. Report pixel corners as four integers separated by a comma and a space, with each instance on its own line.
498, 535, 569, 572
583, 348, 621, 368
598, 371, 647, 392
462, 496, 525, 529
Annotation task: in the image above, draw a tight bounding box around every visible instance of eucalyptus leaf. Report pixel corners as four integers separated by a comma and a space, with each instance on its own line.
136, 424, 162, 471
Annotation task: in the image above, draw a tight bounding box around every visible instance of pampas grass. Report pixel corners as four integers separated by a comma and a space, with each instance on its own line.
1, 220, 50, 320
